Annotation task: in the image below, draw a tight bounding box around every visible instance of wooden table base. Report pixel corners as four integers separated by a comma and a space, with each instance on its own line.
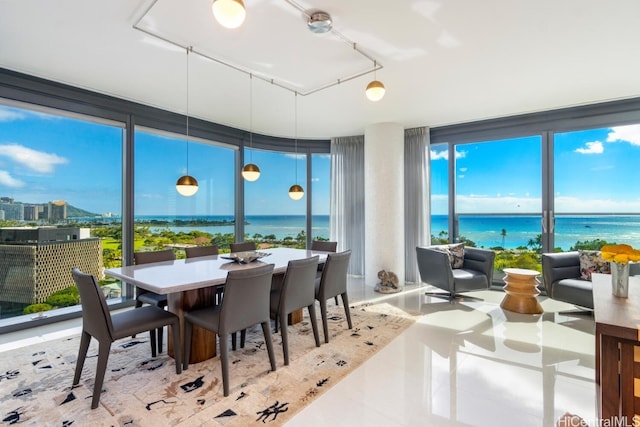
500, 268, 543, 314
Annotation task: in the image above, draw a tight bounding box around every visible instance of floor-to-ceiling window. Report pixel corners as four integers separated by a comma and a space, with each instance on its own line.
243, 148, 307, 248
430, 103, 640, 283
430, 144, 449, 244
311, 153, 330, 242
134, 128, 236, 254
0, 70, 329, 330
0, 102, 123, 319
552, 124, 640, 251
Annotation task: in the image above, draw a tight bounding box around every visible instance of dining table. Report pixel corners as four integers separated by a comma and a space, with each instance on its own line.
105, 247, 329, 364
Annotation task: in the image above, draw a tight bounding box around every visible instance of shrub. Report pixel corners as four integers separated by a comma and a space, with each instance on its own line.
23, 303, 53, 315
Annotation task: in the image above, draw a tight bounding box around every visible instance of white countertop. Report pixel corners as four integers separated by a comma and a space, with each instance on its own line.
105, 247, 328, 294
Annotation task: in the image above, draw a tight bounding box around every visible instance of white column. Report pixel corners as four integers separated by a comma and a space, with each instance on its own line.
364, 123, 404, 286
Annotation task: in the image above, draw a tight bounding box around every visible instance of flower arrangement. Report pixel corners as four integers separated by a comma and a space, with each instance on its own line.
600, 244, 640, 264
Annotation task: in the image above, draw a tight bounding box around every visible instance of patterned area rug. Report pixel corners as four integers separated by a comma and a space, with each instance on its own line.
0, 302, 415, 426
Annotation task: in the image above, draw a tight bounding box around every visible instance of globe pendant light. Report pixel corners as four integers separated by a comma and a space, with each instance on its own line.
242, 74, 260, 181
176, 47, 199, 197
365, 60, 385, 102
212, 0, 246, 29
288, 92, 304, 201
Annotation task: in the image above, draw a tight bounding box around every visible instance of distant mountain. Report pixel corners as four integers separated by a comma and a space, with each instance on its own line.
67, 204, 99, 218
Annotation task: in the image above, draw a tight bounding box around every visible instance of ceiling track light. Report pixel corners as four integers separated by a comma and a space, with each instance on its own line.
212, 0, 246, 29
176, 47, 199, 197
307, 11, 332, 34
366, 60, 385, 102
242, 73, 261, 181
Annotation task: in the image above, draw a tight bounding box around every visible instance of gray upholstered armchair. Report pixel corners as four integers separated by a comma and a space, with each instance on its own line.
541, 251, 593, 310
416, 245, 495, 300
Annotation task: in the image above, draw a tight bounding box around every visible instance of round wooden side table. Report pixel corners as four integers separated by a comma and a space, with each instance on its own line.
500, 268, 543, 314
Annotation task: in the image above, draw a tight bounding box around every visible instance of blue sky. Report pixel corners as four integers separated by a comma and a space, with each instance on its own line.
2, 103, 639, 218
0, 105, 330, 216
430, 124, 640, 215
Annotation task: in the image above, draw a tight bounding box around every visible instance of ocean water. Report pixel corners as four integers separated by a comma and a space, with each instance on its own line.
432, 214, 640, 250
109, 214, 640, 250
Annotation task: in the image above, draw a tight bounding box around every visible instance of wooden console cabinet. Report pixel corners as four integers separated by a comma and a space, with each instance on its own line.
592, 273, 640, 421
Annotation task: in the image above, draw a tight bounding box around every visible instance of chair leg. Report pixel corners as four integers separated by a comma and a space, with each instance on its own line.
261, 321, 277, 372
319, 298, 329, 343
171, 322, 182, 374
184, 321, 193, 370
240, 329, 246, 348
91, 340, 112, 409
132, 300, 143, 339
274, 315, 279, 333
334, 296, 339, 306
308, 304, 320, 347
220, 333, 230, 397
231, 332, 237, 351
341, 293, 353, 330
157, 326, 163, 354
279, 311, 289, 365
73, 331, 91, 386
149, 328, 157, 358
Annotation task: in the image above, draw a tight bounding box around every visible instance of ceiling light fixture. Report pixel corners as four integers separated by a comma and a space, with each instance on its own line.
288, 92, 304, 201
242, 74, 261, 181
366, 60, 385, 102
212, 0, 246, 29
176, 47, 199, 197
307, 11, 332, 34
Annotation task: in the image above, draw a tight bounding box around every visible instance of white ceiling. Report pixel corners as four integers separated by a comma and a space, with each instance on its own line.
2, 0, 640, 139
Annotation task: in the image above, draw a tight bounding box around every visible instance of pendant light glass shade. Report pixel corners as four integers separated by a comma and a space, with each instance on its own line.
212, 0, 246, 29
366, 80, 385, 101
176, 175, 199, 196
288, 184, 304, 200
241, 163, 260, 181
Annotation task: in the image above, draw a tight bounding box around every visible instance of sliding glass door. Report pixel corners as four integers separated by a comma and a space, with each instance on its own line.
552, 124, 640, 251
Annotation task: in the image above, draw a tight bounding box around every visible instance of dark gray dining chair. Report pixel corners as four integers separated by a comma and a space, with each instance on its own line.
183, 263, 277, 396
315, 250, 352, 343
133, 248, 175, 353
185, 244, 219, 258
185, 244, 223, 304
230, 241, 256, 253
310, 240, 338, 303
270, 256, 321, 365
71, 268, 181, 409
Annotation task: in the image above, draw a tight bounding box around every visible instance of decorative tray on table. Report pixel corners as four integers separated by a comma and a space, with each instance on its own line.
220, 251, 271, 264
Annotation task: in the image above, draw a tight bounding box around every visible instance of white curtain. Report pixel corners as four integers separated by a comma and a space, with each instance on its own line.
330, 135, 365, 275
404, 127, 430, 282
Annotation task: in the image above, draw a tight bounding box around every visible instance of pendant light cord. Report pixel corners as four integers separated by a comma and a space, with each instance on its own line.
185, 46, 191, 174
294, 91, 298, 184
249, 73, 253, 163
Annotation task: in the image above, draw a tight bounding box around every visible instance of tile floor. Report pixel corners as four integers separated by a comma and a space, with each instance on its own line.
287, 278, 596, 427
0, 278, 597, 427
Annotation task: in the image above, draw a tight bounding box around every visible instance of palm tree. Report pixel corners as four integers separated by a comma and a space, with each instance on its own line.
500, 228, 507, 249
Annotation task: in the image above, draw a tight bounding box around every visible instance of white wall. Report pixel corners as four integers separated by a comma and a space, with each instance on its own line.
364, 123, 404, 285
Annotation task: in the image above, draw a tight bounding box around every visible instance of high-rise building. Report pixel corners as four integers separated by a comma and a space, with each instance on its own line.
0, 227, 102, 305
48, 200, 67, 221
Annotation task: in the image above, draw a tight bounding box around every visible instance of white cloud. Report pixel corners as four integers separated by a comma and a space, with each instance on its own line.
459, 167, 467, 172
0, 144, 68, 173
606, 124, 640, 145
575, 141, 603, 154
0, 170, 25, 188
0, 107, 25, 122
430, 149, 466, 160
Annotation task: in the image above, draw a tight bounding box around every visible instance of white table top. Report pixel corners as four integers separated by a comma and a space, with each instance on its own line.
105, 247, 328, 294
